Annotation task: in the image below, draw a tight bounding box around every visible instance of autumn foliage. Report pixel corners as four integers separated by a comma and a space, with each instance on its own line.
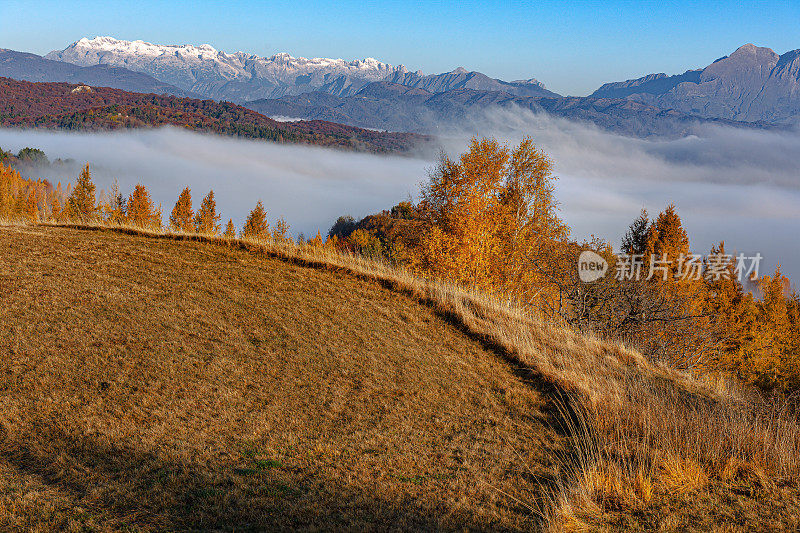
127, 184, 161, 230
4, 137, 799, 395
242, 201, 269, 239
169, 187, 195, 233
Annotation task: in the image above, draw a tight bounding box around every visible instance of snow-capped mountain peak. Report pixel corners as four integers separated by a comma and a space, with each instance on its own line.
45, 36, 556, 102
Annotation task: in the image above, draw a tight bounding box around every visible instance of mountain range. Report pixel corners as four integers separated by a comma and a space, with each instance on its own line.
0, 48, 194, 98
591, 44, 800, 124
0, 37, 796, 140
45, 37, 557, 102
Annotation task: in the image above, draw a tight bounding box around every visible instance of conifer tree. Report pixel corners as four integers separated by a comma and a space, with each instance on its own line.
169, 187, 195, 233
24, 189, 39, 223
224, 219, 236, 239
272, 216, 290, 242
645, 204, 690, 277
50, 193, 62, 222
66, 164, 96, 223
194, 190, 221, 235
242, 201, 268, 239
127, 184, 161, 229
621, 209, 650, 255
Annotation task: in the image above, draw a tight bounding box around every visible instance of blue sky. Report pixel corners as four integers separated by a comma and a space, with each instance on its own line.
1, 0, 798, 95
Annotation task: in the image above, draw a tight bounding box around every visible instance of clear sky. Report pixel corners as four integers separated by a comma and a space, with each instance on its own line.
1, 0, 798, 96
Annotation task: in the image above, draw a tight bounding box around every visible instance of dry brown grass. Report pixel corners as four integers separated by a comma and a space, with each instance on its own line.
2, 221, 800, 531
0, 224, 567, 531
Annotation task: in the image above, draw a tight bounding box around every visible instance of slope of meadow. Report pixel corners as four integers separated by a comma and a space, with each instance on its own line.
1, 225, 799, 531
0, 225, 562, 531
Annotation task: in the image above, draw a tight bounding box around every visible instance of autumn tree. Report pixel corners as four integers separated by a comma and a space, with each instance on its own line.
66, 164, 97, 223
50, 192, 63, 222
24, 189, 39, 223
169, 187, 195, 233
126, 184, 161, 229
414, 136, 568, 304
224, 219, 236, 239
242, 201, 268, 239
621, 209, 650, 254
272, 216, 290, 243
194, 190, 221, 235
644, 204, 690, 279
350, 229, 384, 258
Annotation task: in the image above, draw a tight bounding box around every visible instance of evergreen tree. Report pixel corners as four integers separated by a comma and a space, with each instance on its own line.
242, 201, 268, 239
224, 219, 236, 238
169, 187, 195, 233
194, 190, 221, 235
127, 184, 161, 229
621, 209, 650, 255
66, 164, 96, 223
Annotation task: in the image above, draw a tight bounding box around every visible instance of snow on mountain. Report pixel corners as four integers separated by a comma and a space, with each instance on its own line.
46, 36, 409, 101
46, 36, 556, 102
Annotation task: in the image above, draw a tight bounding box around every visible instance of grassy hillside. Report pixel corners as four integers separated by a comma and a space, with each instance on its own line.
0, 225, 564, 531
1, 225, 799, 531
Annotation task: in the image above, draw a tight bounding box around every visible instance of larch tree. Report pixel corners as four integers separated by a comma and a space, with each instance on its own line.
194, 190, 221, 235
224, 219, 236, 239
127, 184, 161, 229
272, 216, 290, 243
242, 201, 269, 239
621, 209, 650, 255
169, 187, 195, 233
66, 164, 97, 223
50, 192, 63, 222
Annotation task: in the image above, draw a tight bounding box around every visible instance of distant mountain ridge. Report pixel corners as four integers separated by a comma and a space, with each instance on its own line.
46, 36, 558, 102
0, 48, 195, 97
591, 44, 800, 124
246, 81, 771, 138
19, 38, 800, 137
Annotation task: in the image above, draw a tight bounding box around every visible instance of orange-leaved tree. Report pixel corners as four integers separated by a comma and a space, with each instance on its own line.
169, 187, 195, 233
272, 216, 290, 243
66, 164, 97, 223
194, 190, 221, 235
242, 201, 268, 239
414, 136, 568, 304
224, 219, 236, 239
127, 184, 161, 230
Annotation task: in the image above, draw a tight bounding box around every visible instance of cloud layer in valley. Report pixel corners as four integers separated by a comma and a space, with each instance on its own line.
0, 127, 429, 239
1, 116, 798, 282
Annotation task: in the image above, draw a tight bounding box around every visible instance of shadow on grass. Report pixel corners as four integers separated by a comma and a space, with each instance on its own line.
0, 424, 529, 531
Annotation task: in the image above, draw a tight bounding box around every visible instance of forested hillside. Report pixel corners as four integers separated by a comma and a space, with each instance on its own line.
0, 78, 426, 153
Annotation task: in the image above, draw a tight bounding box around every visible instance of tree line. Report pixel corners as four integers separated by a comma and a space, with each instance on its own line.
0, 161, 290, 242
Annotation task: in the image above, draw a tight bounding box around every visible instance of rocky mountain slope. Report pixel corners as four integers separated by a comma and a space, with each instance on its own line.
46, 36, 558, 102
35, 38, 800, 134
245, 81, 772, 138
591, 43, 800, 124
0, 48, 194, 97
